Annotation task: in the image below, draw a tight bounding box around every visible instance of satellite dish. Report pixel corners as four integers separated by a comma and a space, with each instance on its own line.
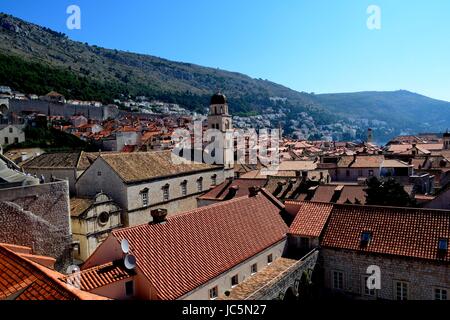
124, 254, 136, 270
121, 239, 129, 254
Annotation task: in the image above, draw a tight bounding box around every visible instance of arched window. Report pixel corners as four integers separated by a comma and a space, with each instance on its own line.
162, 184, 170, 201
197, 177, 204, 192
140, 188, 149, 207
181, 180, 188, 196
211, 174, 218, 186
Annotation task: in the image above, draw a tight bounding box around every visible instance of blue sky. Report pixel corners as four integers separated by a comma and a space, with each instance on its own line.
1, 0, 450, 100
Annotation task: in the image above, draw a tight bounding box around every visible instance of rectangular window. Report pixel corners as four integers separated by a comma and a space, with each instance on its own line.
197, 179, 203, 192
14, 137, 19, 144
369, 170, 374, 177
181, 182, 187, 197
346, 170, 350, 177
4, 137, 8, 145
435, 288, 448, 300
211, 175, 217, 186
209, 286, 218, 300
141, 191, 149, 207
395, 281, 408, 301
163, 186, 170, 201
267, 254, 273, 265
251, 263, 258, 275
362, 276, 376, 297
231, 275, 239, 287
9, 127, 13, 133
125, 281, 134, 296
97, 171, 102, 176
332, 271, 344, 290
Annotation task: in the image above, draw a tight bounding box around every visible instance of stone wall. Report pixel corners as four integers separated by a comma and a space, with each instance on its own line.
321, 248, 450, 300
246, 249, 319, 300
0, 180, 73, 272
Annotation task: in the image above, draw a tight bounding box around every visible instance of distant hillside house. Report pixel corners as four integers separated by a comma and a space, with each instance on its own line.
75, 151, 233, 226
0, 124, 25, 146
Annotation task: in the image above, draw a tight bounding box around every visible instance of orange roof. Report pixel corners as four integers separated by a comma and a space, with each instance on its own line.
321, 204, 450, 262
287, 202, 333, 237
110, 193, 288, 300
62, 262, 134, 292
0, 244, 107, 300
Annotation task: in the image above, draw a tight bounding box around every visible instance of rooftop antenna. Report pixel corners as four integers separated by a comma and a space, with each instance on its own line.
120, 239, 130, 254
120, 239, 136, 270
124, 254, 137, 270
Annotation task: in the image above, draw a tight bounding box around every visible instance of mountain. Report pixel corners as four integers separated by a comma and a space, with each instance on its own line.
0, 13, 327, 118
1, 12, 450, 142
314, 90, 450, 131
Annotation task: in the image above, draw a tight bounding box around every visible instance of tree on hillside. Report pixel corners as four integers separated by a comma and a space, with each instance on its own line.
365, 176, 414, 207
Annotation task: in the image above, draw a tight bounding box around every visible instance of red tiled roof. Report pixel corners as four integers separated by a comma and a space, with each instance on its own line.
321, 204, 450, 262
198, 179, 267, 201
288, 202, 333, 237
62, 262, 134, 292
0, 244, 107, 300
111, 193, 289, 300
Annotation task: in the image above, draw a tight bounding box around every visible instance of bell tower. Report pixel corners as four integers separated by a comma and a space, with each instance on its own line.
208, 92, 232, 132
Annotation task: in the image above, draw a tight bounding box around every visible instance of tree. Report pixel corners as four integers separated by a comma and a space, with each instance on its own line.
365, 176, 413, 207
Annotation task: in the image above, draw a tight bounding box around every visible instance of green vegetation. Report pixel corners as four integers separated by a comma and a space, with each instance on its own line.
364, 176, 415, 207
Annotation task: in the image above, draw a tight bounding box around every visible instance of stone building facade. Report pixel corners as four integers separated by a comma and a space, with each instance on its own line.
321, 249, 450, 300
70, 193, 122, 263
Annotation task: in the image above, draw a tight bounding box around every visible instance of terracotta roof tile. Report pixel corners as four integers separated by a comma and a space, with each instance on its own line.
0, 244, 107, 300
321, 204, 450, 262
62, 262, 134, 291
288, 202, 333, 237
111, 193, 288, 300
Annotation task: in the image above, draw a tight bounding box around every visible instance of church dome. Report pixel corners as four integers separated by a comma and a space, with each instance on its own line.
210, 92, 227, 105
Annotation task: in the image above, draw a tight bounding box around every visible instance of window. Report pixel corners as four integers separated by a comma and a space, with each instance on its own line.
141, 189, 149, 207
197, 178, 203, 192
98, 212, 109, 226
267, 254, 273, 265
97, 171, 102, 177
231, 275, 239, 287
4, 137, 8, 145
162, 184, 170, 201
362, 276, 376, 297
361, 232, 372, 245
9, 127, 13, 133
209, 286, 218, 300
346, 170, 350, 177
14, 137, 19, 144
435, 288, 448, 300
211, 174, 218, 186
438, 239, 448, 251
332, 271, 344, 290
394, 281, 408, 300
369, 170, 374, 177
181, 181, 188, 197
251, 263, 258, 275
125, 281, 134, 296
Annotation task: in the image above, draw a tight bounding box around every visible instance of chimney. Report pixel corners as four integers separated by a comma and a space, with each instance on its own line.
248, 186, 261, 197
151, 209, 168, 224
224, 186, 239, 200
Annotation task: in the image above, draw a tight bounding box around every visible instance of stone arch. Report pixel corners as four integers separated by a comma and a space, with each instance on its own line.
283, 287, 297, 301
